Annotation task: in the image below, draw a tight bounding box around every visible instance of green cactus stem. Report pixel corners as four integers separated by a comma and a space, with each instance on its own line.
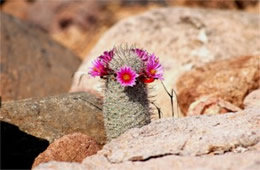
103, 75, 151, 140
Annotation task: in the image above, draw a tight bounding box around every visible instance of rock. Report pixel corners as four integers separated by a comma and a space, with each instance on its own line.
86, 107, 260, 163
0, 92, 106, 145
177, 55, 260, 115
33, 161, 84, 170
187, 96, 242, 116
170, 0, 259, 11
26, 0, 106, 33
25, 0, 113, 58
70, 7, 260, 118
35, 151, 260, 170
33, 107, 260, 170
32, 133, 100, 168
48, 0, 111, 59
244, 89, 260, 108
0, 12, 81, 101
1, 0, 30, 19
82, 152, 260, 170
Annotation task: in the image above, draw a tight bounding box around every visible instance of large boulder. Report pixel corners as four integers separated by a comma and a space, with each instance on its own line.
0, 92, 106, 145
33, 107, 260, 170
84, 108, 260, 163
70, 7, 260, 118
35, 151, 260, 170
0, 12, 81, 101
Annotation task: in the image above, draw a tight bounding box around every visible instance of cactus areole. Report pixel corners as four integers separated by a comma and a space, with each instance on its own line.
89, 46, 164, 140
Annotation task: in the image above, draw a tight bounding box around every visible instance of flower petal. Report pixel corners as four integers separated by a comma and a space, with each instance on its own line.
116, 66, 138, 87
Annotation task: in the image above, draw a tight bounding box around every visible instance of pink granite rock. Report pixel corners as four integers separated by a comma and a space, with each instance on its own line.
88, 108, 260, 163
33, 151, 260, 170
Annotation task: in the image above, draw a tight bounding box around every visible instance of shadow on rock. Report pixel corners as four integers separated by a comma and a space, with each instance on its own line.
1, 121, 49, 169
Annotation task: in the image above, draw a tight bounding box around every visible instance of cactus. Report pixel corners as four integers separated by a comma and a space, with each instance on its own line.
89, 45, 163, 140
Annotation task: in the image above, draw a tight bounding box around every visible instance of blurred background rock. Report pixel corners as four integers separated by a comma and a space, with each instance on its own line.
1, 1, 259, 169
1, 0, 259, 60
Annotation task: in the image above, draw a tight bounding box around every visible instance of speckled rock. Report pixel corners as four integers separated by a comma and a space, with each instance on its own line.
177, 55, 260, 115
70, 7, 260, 118
33, 161, 84, 170
33, 151, 260, 170
88, 107, 260, 163
33, 107, 260, 170
32, 133, 100, 168
0, 12, 81, 101
0, 92, 106, 145
82, 151, 260, 170
244, 89, 260, 108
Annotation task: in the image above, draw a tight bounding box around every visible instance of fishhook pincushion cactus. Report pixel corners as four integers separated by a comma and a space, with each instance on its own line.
89, 46, 163, 140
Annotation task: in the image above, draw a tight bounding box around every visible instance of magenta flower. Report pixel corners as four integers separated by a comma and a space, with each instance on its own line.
89, 47, 163, 86
145, 54, 163, 80
132, 48, 149, 61
98, 49, 114, 64
116, 66, 138, 87
89, 59, 107, 77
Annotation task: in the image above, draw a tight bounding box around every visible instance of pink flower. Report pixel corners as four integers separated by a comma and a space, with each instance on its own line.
89, 47, 164, 85
98, 49, 114, 64
132, 48, 149, 61
116, 66, 138, 87
89, 59, 107, 77
145, 54, 163, 80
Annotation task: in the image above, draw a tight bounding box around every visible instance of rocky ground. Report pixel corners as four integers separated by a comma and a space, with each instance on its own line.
71, 7, 260, 118
0, 1, 260, 170
34, 107, 260, 170
1, 0, 259, 59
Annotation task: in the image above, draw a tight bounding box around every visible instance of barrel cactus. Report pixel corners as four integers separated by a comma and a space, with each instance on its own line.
89, 46, 163, 140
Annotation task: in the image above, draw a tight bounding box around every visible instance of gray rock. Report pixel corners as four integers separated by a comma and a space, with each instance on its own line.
0, 12, 81, 101
70, 7, 260, 118
33, 107, 260, 170
0, 92, 106, 144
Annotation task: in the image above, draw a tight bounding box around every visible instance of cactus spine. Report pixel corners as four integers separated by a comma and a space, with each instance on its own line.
103, 75, 150, 140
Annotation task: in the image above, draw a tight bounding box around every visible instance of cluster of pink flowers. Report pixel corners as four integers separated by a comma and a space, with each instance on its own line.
89, 48, 163, 87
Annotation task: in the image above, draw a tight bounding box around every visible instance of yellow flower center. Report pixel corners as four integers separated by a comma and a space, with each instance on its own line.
93, 67, 101, 72
150, 69, 156, 75
123, 74, 130, 81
